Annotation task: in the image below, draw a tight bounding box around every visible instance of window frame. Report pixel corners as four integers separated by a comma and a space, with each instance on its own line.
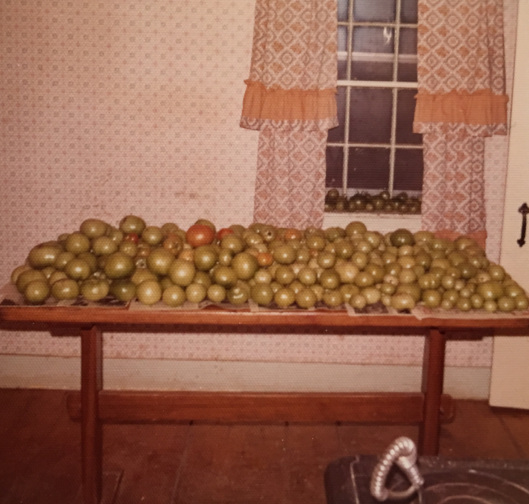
326, 0, 423, 208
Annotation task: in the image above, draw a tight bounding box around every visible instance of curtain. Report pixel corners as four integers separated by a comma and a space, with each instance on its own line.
241, 0, 338, 229
414, 0, 508, 248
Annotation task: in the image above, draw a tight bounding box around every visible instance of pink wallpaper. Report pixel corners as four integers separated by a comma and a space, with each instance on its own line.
0, 0, 517, 370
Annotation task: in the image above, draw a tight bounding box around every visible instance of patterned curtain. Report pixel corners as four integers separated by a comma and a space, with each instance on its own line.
414, 0, 508, 247
241, 0, 338, 229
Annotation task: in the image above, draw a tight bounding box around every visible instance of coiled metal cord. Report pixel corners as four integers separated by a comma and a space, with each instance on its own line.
370, 436, 424, 501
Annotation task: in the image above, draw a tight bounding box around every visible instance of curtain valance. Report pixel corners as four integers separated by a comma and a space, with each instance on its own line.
241, 80, 337, 131
414, 89, 508, 135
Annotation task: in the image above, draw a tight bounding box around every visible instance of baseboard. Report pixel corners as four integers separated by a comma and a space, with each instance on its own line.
0, 355, 491, 399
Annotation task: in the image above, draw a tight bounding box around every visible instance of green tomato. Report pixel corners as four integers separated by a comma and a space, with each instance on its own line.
168, 258, 196, 287
211, 265, 237, 288
91, 236, 118, 256
227, 283, 250, 305
136, 280, 162, 305
64, 258, 92, 281
24, 280, 51, 305
27, 243, 64, 269
250, 283, 274, 306
322, 289, 344, 308
421, 289, 442, 309
104, 252, 136, 279
193, 245, 219, 272
65, 232, 91, 254
119, 215, 146, 235
142, 226, 164, 246
146, 247, 175, 276
390, 293, 416, 311
163, 285, 187, 307
185, 283, 207, 304
273, 287, 295, 308
109, 280, 136, 302
296, 288, 318, 309
80, 278, 110, 302
16, 269, 47, 293
80, 218, 109, 239
207, 284, 227, 304
231, 252, 259, 280
497, 295, 516, 313
51, 278, 80, 300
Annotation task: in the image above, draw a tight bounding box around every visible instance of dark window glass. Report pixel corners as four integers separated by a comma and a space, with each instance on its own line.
394, 149, 423, 192
398, 28, 417, 82
347, 148, 390, 190
337, 26, 348, 80
396, 89, 422, 144
401, 0, 418, 23
351, 27, 394, 81
349, 88, 392, 144
338, 0, 349, 21
326, 147, 344, 188
328, 87, 347, 143
354, 0, 396, 22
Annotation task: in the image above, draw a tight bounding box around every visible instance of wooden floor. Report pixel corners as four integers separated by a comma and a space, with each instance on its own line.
1, 389, 529, 504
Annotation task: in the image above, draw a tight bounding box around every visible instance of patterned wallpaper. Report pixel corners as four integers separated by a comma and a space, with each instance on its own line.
0, 0, 518, 370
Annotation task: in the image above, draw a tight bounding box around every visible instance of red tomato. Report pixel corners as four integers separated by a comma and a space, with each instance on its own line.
124, 232, 139, 244
217, 228, 234, 240
185, 224, 215, 247
257, 251, 274, 267
282, 228, 302, 241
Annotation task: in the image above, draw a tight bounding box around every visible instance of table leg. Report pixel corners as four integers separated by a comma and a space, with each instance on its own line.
419, 328, 447, 455
81, 325, 103, 504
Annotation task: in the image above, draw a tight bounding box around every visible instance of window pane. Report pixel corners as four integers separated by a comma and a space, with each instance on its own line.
338, 0, 349, 21
396, 89, 422, 144
401, 0, 418, 23
349, 88, 392, 143
328, 87, 347, 143
398, 28, 417, 81
337, 26, 348, 80
354, 0, 396, 22
394, 149, 423, 192
326, 147, 344, 188
347, 148, 390, 190
351, 27, 394, 81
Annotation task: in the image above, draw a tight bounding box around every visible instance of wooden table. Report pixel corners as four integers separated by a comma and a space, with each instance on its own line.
2, 303, 529, 504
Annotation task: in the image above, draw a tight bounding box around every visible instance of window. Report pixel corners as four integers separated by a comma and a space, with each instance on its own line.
325, 0, 423, 215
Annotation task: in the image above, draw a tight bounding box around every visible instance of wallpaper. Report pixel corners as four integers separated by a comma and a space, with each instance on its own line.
0, 0, 518, 370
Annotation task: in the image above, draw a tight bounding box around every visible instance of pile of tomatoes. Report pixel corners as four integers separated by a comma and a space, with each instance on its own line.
9, 215, 529, 313
325, 189, 421, 214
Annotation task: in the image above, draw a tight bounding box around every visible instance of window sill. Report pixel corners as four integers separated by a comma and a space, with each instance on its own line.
323, 212, 422, 233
